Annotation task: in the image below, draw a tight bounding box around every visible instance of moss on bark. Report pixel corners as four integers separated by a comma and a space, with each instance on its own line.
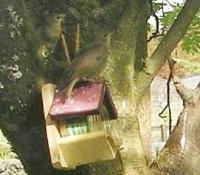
0, 0, 150, 175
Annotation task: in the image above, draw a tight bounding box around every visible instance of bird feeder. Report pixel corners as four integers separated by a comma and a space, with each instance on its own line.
41, 81, 121, 170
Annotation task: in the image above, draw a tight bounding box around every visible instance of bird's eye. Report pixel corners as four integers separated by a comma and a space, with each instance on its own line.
56, 15, 61, 20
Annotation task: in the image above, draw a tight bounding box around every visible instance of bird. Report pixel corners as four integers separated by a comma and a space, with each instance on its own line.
57, 42, 108, 98
36, 13, 65, 59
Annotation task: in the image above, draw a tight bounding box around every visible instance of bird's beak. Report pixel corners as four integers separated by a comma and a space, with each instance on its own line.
61, 14, 66, 18
61, 14, 65, 24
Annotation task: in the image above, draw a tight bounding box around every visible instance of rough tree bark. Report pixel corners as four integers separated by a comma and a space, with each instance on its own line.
151, 75, 200, 175
0, 0, 199, 175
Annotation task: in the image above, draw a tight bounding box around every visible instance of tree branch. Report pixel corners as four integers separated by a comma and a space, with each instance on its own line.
147, 0, 163, 42
173, 77, 193, 105
135, 0, 200, 103
165, 0, 177, 8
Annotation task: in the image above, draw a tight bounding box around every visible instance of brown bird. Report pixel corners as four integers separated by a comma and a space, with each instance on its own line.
36, 13, 65, 59
57, 42, 108, 98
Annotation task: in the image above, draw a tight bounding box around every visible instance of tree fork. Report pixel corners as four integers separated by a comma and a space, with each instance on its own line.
135, 0, 200, 103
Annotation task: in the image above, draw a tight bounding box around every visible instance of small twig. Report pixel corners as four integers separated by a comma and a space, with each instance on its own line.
158, 104, 168, 118
148, 33, 164, 42
161, 0, 165, 35
74, 23, 80, 53
165, 0, 176, 8
167, 58, 175, 133
61, 32, 70, 65
167, 67, 172, 134
159, 58, 175, 134
168, 57, 175, 74
147, 0, 161, 42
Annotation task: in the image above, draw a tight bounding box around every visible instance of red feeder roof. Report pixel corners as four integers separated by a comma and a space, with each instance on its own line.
49, 81, 117, 120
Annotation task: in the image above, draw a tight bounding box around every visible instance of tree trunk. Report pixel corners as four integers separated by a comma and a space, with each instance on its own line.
0, 0, 150, 174
151, 79, 200, 175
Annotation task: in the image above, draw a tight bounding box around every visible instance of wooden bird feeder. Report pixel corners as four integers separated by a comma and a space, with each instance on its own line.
41, 81, 121, 170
